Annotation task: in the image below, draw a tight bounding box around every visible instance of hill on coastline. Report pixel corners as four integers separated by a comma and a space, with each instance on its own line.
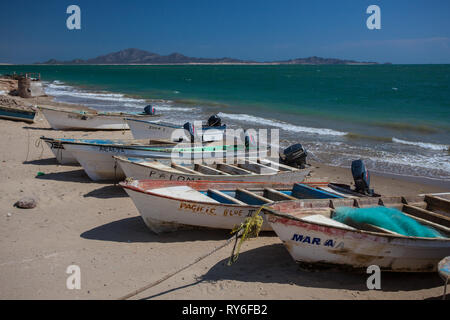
36, 48, 379, 65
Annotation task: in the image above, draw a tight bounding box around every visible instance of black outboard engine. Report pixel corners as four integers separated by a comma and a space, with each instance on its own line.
144, 105, 156, 115
351, 159, 374, 196
207, 114, 222, 127
183, 122, 196, 142
280, 144, 307, 169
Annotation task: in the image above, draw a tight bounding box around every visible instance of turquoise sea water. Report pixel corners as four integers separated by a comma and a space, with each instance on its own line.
1, 65, 449, 181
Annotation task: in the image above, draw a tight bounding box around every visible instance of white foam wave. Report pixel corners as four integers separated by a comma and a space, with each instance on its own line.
218, 112, 347, 136
46, 85, 146, 103
392, 137, 448, 151
44, 82, 195, 112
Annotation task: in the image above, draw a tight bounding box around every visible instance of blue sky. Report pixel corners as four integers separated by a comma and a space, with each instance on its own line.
1, 0, 449, 64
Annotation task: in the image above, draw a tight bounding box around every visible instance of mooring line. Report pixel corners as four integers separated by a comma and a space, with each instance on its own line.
117, 231, 241, 300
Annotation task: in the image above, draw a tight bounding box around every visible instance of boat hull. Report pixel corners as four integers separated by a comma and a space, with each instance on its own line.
42, 139, 78, 165
127, 118, 225, 142
116, 157, 310, 182
0, 107, 35, 123
63, 142, 259, 181
127, 119, 184, 140
265, 212, 450, 272
123, 186, 270, 234
40, 107, 158, 130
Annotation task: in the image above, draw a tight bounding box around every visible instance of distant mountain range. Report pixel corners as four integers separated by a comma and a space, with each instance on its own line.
36, 48, 381, 65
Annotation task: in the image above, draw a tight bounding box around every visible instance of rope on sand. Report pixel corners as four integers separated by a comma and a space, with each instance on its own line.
117, 206, 266, 300
117, 231, 241, 300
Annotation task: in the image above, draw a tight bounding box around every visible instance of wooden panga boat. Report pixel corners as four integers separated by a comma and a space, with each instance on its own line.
114, 156, 311, 183
262, 194, 450, 272
126, 118, 226, 142
119, 179, 362, 234
40, 137, 79, 165
58, 138, 266, 181
0, 105, 36, 123
37, 105, 160, 130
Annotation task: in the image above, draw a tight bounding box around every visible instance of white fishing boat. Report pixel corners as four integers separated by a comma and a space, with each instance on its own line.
114, 156, 311, 182
59, 138, 266, 181
38, 105, 160, 130
40, 137, 78, 165
263, 194, 450, 272
119, 179, 355, 234
126, 118, 226, 142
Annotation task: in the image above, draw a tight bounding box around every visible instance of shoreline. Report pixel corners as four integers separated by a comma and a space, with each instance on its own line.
1, 75, 448, 185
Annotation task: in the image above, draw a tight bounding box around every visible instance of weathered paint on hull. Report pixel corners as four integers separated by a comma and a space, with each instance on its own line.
127, 119, 184, 140
266, 213, 450, 272
117, 157, 309, 183
63, 143, 259, 181
127, 119, 226, 142
0, 108, 35, 123
123, 187, 271, 234
43, 140, 78, 165
40, 108, 157, 130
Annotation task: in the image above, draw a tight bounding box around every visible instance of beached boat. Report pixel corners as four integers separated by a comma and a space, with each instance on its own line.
119, 179, 356, 234
126, 118, 226, 142
0, 105, 36, 123
58, 138, 266, 181
114, 156, 310, 182
262, 194, 450, 272
40, 137, 79, 165
38, 105, 160, 130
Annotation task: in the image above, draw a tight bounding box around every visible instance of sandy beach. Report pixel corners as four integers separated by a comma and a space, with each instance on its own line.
0, 92, 448, 300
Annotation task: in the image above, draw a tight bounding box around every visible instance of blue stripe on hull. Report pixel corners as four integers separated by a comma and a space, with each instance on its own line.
291, 183, 342, 199
0, 109, 35, 121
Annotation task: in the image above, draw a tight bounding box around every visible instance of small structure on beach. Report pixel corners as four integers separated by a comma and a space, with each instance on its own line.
17, 73, 45, 98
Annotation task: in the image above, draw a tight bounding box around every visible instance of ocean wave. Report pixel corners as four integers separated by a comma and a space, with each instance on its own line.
46, 85, 146, 103
392, 137, 449, 151
218, 112, 347, 136
122, 102, 195, 112
313, 149, 450, 180
44, 81, 197, 113
373, 121, 439, 134
345, 132, 393, 142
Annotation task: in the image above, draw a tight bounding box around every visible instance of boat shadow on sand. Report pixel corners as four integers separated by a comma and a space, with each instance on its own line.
83, 185, 128, 199
193, 244, 444, 293
23, 157, 79, 166
80, 217, 231, 244
141, 243, 444, 299
80, 218, 444, 296
35, 169, 113, 184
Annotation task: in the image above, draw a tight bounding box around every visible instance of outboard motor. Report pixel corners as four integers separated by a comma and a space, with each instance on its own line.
207, 114, 222, 127
351, 159, 374, 196
183, 122, 196, 142
144, 105, 156, 115
280, 144, 308, 169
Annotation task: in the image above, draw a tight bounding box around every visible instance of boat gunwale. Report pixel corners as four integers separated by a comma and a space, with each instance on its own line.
38, 105, 160, 118
113, 155, 308, 179
262, 201, 450, 242
125, 117, 227, 131
119, 180, 330, 210
60, 140, 262, 154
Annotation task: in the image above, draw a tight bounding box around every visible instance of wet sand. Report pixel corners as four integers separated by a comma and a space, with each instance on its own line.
0, 94, 448, 300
